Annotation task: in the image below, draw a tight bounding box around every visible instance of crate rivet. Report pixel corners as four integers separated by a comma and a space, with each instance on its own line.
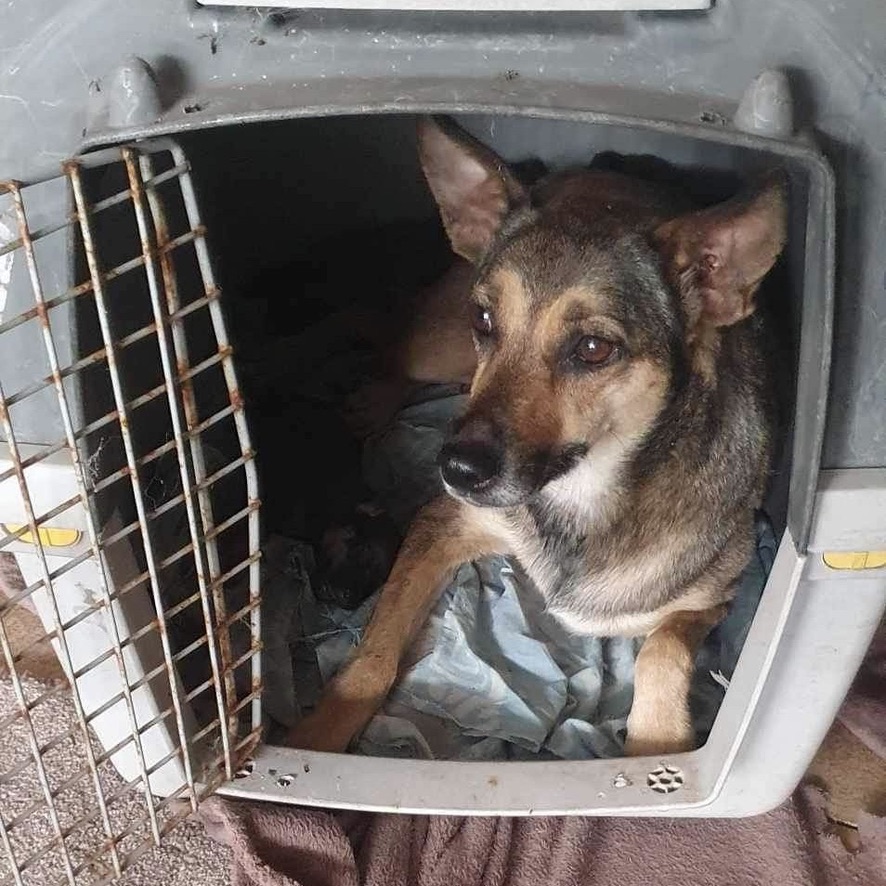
233, 760, 255, 779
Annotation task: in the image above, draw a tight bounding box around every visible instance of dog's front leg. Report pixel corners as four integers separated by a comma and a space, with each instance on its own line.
286, 496, 504, 753
625, 605, 727, 757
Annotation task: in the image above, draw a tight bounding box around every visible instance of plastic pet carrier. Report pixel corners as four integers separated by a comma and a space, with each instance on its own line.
0, 1, 885, 883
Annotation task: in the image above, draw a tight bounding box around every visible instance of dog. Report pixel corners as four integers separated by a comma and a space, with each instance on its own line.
287, 116, 787, 757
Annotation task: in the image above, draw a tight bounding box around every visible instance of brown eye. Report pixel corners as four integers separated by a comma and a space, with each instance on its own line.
472, 304, 494, 337
574, 335, 617, 366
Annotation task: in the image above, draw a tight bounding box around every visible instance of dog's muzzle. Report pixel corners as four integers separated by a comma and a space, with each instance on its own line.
438, 427, 589, 508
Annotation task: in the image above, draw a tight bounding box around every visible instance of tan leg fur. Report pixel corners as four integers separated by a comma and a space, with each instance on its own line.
625, 605, 728, 756
286, 496, 505, 752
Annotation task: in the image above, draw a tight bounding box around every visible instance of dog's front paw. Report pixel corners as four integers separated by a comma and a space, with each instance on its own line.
286, 658, 397, 753
624, 731, 695, 758
624, 709, 695, 758
286, 707, 354, 754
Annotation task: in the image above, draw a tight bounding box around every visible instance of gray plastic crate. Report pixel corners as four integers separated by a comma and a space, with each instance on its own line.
0, 6, 884, 880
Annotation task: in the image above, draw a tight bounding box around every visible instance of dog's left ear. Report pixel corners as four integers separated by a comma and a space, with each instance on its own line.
653, 172, 788, 329
418, 116, 527, 263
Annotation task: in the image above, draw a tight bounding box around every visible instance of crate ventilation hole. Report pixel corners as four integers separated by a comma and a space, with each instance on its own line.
647, 765, 684, 794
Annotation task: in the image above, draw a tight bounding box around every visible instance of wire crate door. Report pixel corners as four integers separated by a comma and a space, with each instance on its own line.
0, 140, 260, 885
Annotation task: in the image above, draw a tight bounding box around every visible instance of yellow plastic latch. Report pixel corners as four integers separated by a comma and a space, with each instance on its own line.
2, 524, 81, 548
822, 551, 886, 570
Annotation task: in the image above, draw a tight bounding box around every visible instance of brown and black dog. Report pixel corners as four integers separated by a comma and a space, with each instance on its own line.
287, 116, 787, 757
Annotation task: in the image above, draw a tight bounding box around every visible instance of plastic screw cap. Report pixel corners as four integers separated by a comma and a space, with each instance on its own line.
733, 69, 794, 138
106, 57, 162, 128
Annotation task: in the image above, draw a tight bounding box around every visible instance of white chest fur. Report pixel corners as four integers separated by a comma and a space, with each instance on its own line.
466, 445, 669, 636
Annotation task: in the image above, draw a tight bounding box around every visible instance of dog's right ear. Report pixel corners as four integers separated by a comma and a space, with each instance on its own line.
418, 116, 527, 263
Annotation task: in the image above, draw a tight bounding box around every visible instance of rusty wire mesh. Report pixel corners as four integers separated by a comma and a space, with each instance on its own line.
0, 141, 261, 885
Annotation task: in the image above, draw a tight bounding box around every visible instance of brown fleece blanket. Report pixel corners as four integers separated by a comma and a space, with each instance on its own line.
199, 787, 886, 886
838, 618, 886, 762
200, 619, 886, 886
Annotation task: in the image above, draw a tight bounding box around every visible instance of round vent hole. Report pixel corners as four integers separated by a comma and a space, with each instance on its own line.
647, 765, 684, 794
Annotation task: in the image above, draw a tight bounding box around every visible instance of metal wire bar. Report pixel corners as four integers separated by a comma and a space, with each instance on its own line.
0, 388, 125, 880
81, 804, 194, 886
94, 543, 193, 603
0, 719, 86, 789
66, 159, 200, 813
190, 718, 224, 747
4, 287, 223, 421
176, 348, 229, 384
3, 210, 140, 881
78, 627, 211, 708
223, 646, 259, 679
42, 546, 259, 677
124, 146, 235, 781
0, 233, 209, 343
73, 381, 170, 445
93, 427, 252, 525
219, 597, 262, 631
0, 595, 77, 885
4, 569, 161, 668
168, 143, 263, 735
14, 842, 77, 884
230, 688, 262, 717
3, 552, 97, 622
33, 758, 182, 850
0, 141, 264, 883
82, 652, 227, 747
0, 682, 68, 734
5, 321, 162, 409
4, 182, 164, 847
0, 145, 187, 199
138, 151, 240, 771
0, 804, 25, 886
204, 502, 258, 543
233, 725, 263, 756
0, 439, 68, 486
198, 726, 263, 793
0, 163, 189, 260
0, 494, 82, 552
88, 398, 237, 505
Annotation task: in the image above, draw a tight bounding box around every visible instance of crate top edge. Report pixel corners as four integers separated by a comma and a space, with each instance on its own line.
78, 92, 834, 181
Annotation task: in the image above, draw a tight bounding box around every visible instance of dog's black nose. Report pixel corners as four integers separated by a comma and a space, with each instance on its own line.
439, 440, 502, 493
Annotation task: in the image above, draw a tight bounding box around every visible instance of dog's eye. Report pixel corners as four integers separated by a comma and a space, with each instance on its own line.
471, 305, 494, 337
573, 335, 617, 366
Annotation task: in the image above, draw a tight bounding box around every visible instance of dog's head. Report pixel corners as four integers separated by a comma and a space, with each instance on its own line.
418, 116, 787, 510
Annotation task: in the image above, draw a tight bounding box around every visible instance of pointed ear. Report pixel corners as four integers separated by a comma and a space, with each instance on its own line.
417, 116, 527, 263
653, 172, 788, 329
